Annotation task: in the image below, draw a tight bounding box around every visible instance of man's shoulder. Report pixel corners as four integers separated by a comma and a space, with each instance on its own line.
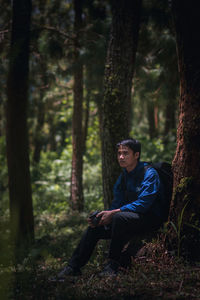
143, 164, 160, 180
136, 162, 156, 174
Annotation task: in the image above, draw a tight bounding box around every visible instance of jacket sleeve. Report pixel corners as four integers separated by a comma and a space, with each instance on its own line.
120, 167, 160, 213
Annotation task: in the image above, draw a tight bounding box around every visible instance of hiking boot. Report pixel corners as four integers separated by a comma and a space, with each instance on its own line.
49, 266, 81, 282
99, 260, 120, 277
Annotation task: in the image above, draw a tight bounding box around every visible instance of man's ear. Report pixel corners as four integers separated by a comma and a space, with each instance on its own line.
135, 152, 139, 159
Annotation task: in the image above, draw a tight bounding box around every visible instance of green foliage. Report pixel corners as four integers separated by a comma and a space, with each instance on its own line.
170, 200, 190, 258
32, 150, 71, 214
84, 106, 102, 164
133, 2, 179, 140
32, 142, 103, 215
83, 159, 103, 212
130, 132, 176, 163
1, 132, 176, 219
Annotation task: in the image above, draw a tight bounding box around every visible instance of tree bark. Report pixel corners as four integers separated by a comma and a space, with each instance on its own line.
32, 3, 48, 164
48, 114, 57, 151
82, 66, 91, 156
6, 0, 34, 245
32, 93, 45, 163
70, 0, 84, 211
102, 0, 142, 208
147, 101, 157, 139
164, 100, 176, 137
163, 80, 178, 139
33, 62, 47, 163
170, 0, 200, 260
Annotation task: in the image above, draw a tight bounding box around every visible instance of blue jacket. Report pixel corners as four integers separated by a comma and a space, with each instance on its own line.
110, 161, 164, 219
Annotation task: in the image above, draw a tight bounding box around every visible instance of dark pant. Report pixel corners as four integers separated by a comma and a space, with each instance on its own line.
69, 211, 162, 269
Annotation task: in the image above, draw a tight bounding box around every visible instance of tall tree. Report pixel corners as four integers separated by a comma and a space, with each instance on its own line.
6, 0, 34, 245
70, 0, 84, 211
101, 0, 142, 208
163, 81, 178, 138
32, 0, 48, 163
147, 100, 158, 139
82, 65, 91, 156
170, 0, 200, 260
132, 0, 179, 141
32, 60, 47, 163
83, 0, 108, 146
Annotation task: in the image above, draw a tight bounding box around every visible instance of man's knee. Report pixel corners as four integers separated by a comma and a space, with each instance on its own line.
111, 211, 142, 235
112, 211, 139, 224
86, 225, 102, 237
111, 212, 129, 229
112, 211, 123, 222
85, 225, 110, 240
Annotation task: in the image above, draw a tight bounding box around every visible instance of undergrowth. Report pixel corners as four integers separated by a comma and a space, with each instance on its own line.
1, 212, 200, 300
1, 137, 199, 299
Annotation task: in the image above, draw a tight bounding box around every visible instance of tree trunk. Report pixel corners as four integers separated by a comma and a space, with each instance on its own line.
32, 93, 45, 163
170, 0, 200, 260
164, 82, 178, 139
48, 114, 57, 152
0, 97, 4, 137
82, 65, 91, 156
102, 0, 142, 208
6, 0, 34, 245
164, 100, 176, 136
33, 63, 47, 163
70, 0, 84, 211
147, 101, 157, 139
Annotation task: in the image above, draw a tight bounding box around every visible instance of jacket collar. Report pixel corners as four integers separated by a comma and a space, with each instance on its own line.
123, 161, 145, 176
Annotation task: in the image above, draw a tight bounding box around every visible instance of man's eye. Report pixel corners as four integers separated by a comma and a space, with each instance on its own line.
118, 151, 129, 156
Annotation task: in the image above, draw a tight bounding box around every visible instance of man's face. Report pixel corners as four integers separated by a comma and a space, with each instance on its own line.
117, 145, 139, 172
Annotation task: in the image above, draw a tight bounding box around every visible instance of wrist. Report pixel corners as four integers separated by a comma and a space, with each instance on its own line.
111, 209, 120, 215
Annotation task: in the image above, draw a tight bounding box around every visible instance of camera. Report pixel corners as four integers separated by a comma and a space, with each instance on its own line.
89, 210, 101, 226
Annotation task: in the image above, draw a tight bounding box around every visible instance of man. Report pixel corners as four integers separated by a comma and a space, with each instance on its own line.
56, 138, 164, 278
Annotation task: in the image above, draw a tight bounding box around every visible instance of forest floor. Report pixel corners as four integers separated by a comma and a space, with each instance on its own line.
1, 212, 200, 300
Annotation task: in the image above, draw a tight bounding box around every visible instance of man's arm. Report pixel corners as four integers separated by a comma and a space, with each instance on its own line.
120, 168, 160, 213
97, 209, 121, 226
94, 172, 124, 226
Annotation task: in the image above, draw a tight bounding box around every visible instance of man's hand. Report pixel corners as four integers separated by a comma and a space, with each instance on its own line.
87, 217, 96, 228
97, 209, 120, 226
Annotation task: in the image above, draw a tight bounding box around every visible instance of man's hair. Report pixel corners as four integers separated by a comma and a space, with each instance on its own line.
116, 138, 141, 160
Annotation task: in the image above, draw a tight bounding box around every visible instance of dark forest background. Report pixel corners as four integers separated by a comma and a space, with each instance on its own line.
0, 0, 200, 299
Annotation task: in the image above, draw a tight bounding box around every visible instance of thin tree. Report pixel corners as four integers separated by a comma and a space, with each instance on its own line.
101, 0, 142, 208
170, 0, 200, 260
6, 0, 34, 245
32, 60, 47, 164
82, 65, 91, 156
70, 0, 84, 211
32, 1, 48, 164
